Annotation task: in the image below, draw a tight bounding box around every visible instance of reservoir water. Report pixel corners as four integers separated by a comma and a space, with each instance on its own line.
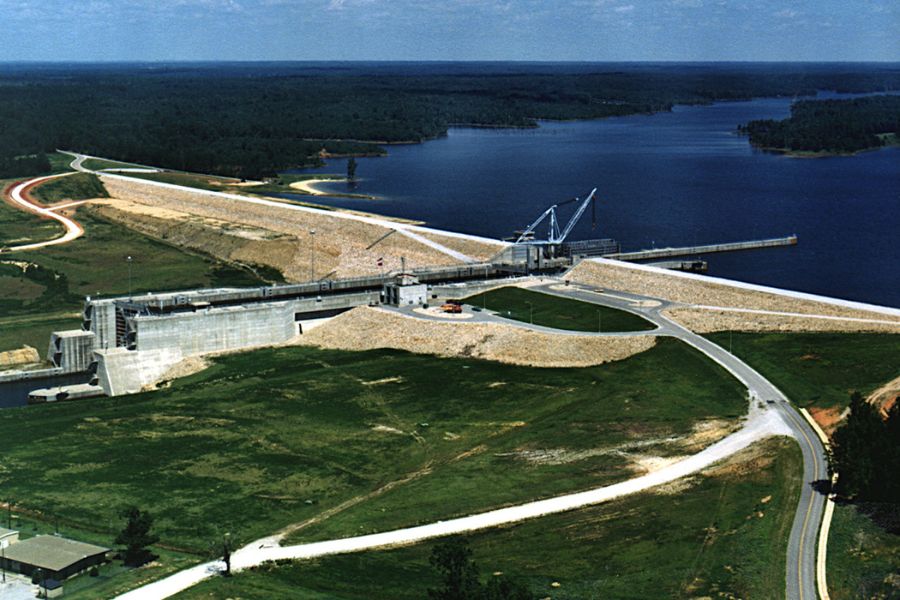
0, 372, 90, 408
286, 93, 900, 308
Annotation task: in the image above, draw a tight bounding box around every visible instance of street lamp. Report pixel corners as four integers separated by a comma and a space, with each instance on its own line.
309, 230, 316, 282
126, 256, 133, 298
597, 309, 602, 333
525, 301, 533, 324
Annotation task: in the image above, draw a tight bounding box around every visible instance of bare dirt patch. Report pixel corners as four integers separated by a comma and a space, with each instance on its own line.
0, 345, 40, 367
807, 406, 846, 437
868, 375, 900, 417
292, 306, 656, 368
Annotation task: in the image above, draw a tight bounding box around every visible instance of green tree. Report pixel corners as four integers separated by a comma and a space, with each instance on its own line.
831, 392, 886, 499
115, 506, 159, 566
428, 538, 533, 600
428, 538, 482, 600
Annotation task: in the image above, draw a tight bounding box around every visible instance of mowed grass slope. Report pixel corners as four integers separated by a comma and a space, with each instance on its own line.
179, 438, 802, 600
0, 339, 745, 553
32, 172, 110, 203
705, 332, 900, 410
827, 503, 900, 599
462, 286, 655, 332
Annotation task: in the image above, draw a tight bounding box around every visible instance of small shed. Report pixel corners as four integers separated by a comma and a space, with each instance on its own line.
0, 535, 108, 581
0, 527, 18, 548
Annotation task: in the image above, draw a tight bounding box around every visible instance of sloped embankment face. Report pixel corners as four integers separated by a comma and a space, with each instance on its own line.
568, 260, 900, 333
294, 306, 656, 367
97, 177, 494, 281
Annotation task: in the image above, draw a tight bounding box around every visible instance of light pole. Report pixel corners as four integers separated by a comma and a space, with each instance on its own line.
597, 309, 602, 333
525, 301, 533, 324
126, 256, 133, 298
309, 230, 316, 282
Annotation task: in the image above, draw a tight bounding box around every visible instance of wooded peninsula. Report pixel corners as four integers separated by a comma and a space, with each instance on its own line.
739, 95, 900, 155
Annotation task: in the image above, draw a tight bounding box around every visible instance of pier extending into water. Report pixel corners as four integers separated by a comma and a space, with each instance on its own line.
605, 235, 798, 262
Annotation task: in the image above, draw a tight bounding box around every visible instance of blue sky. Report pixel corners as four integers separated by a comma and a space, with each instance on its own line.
0, 0, 897, 62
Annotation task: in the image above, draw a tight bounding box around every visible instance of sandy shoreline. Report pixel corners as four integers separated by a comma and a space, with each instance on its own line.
289, 178, 344, 196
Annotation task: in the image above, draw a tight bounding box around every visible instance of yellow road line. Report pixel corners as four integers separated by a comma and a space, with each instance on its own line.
782, 406, 821, 600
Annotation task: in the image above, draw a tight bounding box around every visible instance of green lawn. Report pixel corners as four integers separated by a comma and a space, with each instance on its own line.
705, 332, 900, 410
462, 286, 655, 332
827, 503, 900, 600
81, 157, 151, 172
32, 172, 109, 203
1, 209, 263, 315
0, 312, 82, 356
178, 437, 802, 600
0, 339, 744, 554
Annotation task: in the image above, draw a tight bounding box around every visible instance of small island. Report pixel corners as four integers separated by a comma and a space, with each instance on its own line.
739, 95, 900, 156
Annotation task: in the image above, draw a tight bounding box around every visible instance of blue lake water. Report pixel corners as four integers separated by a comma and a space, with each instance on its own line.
285, 93, 899, 307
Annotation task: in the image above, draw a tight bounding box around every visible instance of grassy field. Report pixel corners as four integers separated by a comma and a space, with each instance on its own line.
826, 503, 900, 599
81, 157, 151, 171
0, 208, 265, 352
32, 172, 109, 203
1, 210, 262, 311
462, 287, 655, 332
178, 437, 802, 600
0, 339, 745, 554
0, 312, 82, 356
705, 332, 900, 410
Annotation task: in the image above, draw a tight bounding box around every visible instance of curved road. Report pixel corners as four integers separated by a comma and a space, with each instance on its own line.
115, 279, 828, 600
530, 281, 829, 600
3, 172, 83, 252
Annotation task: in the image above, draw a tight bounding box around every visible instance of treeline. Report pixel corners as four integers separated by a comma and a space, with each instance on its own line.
739, 95, 900, 154
0, 152, 51, 179
831, 392, 900, 531
1, 63, 899, 179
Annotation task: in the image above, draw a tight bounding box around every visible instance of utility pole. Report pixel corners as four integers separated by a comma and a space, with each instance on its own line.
126, 255, 133, 298
598, 309, 602, 333
525, 301, 533, 324
309, 230, 316, 282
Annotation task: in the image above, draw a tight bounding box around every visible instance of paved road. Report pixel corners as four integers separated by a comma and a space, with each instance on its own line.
531, 281, 829, 600
405, 281, 829, 600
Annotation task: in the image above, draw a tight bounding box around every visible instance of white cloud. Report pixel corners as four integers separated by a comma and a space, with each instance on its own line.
773, 8, 798, 18
614, 4, 634, 12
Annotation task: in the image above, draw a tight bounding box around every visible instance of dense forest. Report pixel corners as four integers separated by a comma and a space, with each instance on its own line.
739, 95, 900, 154
2, 63, 899, 179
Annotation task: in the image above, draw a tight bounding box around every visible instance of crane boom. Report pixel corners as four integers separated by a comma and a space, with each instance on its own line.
515, 188, 598, 245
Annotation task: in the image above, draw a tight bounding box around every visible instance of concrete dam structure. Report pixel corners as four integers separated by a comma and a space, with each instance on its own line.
58, 263, 509, 397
